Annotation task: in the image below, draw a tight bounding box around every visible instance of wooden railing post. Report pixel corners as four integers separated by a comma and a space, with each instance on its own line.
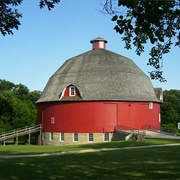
39, 129, 42, 145
3, 134, 5, 146
15, 135, 18, 145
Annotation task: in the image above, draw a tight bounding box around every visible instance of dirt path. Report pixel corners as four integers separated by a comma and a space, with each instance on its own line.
0, 143, 180, 159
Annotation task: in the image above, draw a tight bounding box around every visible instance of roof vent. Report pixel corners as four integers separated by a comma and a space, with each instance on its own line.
90, 37, 108, 50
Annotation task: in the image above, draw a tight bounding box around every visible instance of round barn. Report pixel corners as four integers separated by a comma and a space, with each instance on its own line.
37, 37, 163, 145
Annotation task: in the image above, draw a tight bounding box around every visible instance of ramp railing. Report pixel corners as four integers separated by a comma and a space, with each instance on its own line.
143, 124, 176, 136
0, 124, 42, 142
116, 125, 146, 139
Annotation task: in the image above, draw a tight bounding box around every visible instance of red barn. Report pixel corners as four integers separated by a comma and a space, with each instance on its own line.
37, 38, 163, 145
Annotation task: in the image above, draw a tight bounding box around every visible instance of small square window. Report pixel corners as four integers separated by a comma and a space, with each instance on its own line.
73, 133, 78, 142
49, 132, 53, 141
60, 133, 64, 141
104, 133, 109, 142
149, 102, 153, 109
88, 133, 94, 142
51, 117, 55, 124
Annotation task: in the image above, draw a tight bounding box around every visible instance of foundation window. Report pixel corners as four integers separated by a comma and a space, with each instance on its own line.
73, 133, 78, 142
42, 132, 45, 140
104, 133, 110, 142
88, 133, 94, 142
60, 133, 64, 141
50, 132, 53, 141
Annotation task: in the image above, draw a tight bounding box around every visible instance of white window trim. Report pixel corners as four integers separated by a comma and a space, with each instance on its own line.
60, 133, 64, 142
42, 132, 45, 140
69, 86, 75, 96
99, 41, 104, 48
104, 133, 110, 142
59, 83, 82, 100
149, 102, 153, 109
88, 133, 94, 142
49, 132, 53, 141
73, 133, 78, 142
51, 117, 55, 124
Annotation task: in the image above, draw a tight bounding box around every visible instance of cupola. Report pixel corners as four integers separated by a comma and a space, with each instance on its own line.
90, 37, 108, 50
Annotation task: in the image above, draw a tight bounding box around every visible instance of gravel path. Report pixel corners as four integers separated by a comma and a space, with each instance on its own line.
0, 143, 180, 159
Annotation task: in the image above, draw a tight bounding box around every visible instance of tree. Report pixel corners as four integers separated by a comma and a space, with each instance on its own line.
0, 0, 60, 35
1, 0, 180, 81
161, 90, 180, 129
0, 79, 41, 132
0, 79, 16, 91
104, 0, 180, 82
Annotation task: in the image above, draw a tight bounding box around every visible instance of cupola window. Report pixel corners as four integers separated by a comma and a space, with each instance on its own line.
99, 41, 104, 48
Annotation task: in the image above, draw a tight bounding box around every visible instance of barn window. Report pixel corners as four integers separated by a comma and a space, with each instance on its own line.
60, 133, 64, 141
51, 117, 55, 124
149, 102, 153, 109
42, 132, 45, 140
50, 132, 53, 141
99, 41, 104, 48
60, 84, 83, 100
69, 86, 75, 96
73, 133, 78, 142
88, 133, 94, 142
104, 133, 110, 142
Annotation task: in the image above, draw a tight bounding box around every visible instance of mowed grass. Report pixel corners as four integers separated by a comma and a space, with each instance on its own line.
0, 139, 180, 179
0, 138, 180, 155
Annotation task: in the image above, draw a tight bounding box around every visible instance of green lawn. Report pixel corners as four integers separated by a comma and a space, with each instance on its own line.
0, 139, 180, 179
0, 138, 180, 155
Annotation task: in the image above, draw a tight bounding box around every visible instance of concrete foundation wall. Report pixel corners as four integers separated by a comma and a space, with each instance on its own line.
41, 132, 116, 146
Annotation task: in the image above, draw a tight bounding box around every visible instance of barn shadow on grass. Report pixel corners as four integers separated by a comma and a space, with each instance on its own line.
0, 146, 180, 179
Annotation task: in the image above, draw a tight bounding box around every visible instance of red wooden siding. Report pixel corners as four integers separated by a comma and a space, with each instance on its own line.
92, 41, 106, 49
38, 101, 160, 133
117, 102, 160, 129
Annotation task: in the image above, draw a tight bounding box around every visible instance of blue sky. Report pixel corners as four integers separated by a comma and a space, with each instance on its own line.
1, 1, 179, 91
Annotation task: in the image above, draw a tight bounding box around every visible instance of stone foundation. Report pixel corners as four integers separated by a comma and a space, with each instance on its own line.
41, 132, 117, 146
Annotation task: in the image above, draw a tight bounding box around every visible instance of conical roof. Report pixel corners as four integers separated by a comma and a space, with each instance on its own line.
37, 42, 159, 103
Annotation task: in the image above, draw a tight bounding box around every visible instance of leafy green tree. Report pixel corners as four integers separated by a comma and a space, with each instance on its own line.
0, 79, 16, 91
0, 91, 14, 131
29, 90, 42, 104
105, 0, 180, 82
161, 90, 180, 129
11, 98, 37, 129
0, 0, 60, 36
0, 79, 41, 132
14, 83, 30, 100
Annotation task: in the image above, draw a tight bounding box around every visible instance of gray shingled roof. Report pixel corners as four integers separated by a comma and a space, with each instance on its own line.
37, 49, 160, 103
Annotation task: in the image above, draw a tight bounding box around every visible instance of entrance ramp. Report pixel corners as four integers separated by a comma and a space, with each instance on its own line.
115, 125, 146, 141
145, 130, 180, 139
0, 124, 42, 144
